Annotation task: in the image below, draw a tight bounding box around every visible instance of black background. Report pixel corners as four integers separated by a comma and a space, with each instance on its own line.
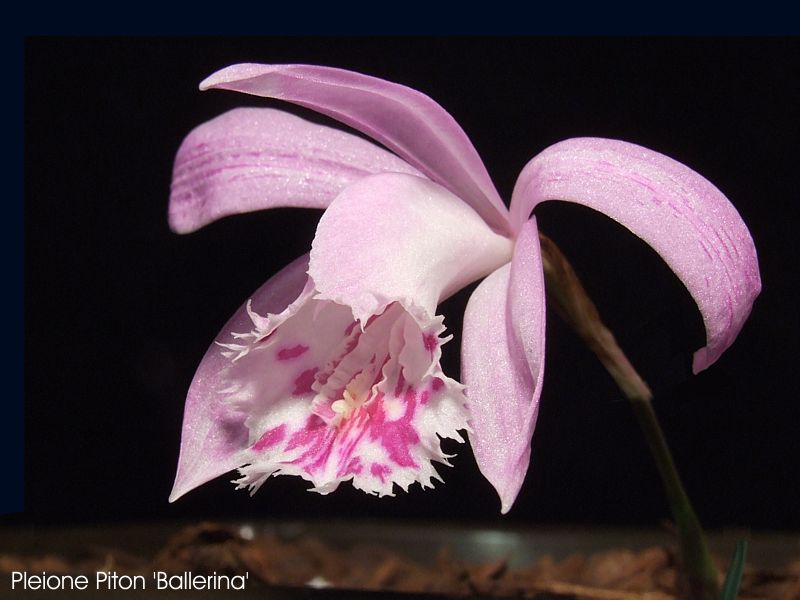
21, 38, 798, 531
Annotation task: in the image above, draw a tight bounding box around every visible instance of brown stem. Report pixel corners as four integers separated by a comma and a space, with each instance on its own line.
537, 232, 719, 600
537, 233, 652, 403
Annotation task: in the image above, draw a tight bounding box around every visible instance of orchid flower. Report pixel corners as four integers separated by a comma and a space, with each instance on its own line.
168, 64, 760, 513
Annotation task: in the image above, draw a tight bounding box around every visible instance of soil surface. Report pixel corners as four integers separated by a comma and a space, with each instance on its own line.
2, 522, 798, 599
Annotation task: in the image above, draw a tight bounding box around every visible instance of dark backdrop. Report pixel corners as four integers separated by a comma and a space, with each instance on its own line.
21, 38, 798, 530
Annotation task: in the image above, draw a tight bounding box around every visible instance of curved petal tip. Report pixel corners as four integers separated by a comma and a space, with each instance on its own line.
200, 63, 275, 91
512, 137, 761, 375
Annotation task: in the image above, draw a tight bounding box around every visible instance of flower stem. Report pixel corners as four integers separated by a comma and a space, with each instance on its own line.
538, 232, 720, 600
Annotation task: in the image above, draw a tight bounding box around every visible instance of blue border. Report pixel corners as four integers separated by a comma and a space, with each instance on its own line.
10, 4, 800, 35
5, 35, 23, 514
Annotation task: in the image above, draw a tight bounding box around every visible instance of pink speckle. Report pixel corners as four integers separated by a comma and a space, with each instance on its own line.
431, 377, 444, 392
420, 390, 430, 405
287, 416, 336, 474
423, 333, 438, 353
253, 424, 286, 451
366, 390, 419, 468
393, 373, 406, 397
293, 368, 318, 396
345, 330, 362, 353
339, 457, 363, 477
287, 415, 327, 451
316, 369, 332, 386
317, 330, 362, 386
370, 463, 390, 483
595, 160, 615, 173
278, 344, 309, 360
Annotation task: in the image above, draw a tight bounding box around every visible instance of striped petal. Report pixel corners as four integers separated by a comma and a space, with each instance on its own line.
510, 138, 761, 373
461, 220, 546, 513
200, 63, 511, 235
170, 255, 311, 501
169, 107, 421, 233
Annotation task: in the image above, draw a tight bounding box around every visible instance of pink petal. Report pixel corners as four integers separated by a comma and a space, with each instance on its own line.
510, 138, 761, 373
169, 254, 311, 502
169, 107, 422, 233
461, 220, 546, 513
172, 256, 469, 500
200, 64, 511, 235
309, 173, 513, 324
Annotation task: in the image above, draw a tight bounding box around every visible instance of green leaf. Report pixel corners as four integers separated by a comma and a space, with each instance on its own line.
719, 539, 748, 600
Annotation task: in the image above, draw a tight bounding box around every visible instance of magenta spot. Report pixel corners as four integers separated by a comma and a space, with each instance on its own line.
252, 424, 286, 451
317, 330, 362, 386
277, 344, 309, 360
370, 463, 390, 483
286, 416, 336, 474
420, 390, 430, 405
344, 321, 358, 336
393, 373, 406, 397
368, 368, 384, 391
339, 457, 363, 477
316, 369, 332, 386
287, 415, 327, 451
431, 377, 444, 392
365, 390, 419, 469
344, 331, 361, 354
292, 368, 318, 396
423, 333, 438, 353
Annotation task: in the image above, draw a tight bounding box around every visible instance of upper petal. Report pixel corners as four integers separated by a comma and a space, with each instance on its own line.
510, 138, 761, 373
169, 254, 310, 502
169, 107, 422, 233
309, 173, 514, 324
461, 219, 546, 513
200, 63, 511, 235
